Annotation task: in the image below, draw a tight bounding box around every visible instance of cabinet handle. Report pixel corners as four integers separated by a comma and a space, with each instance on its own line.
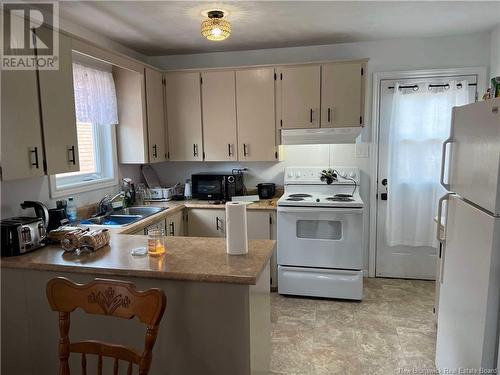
31, 147, 39, 169
152, 144, 158, 158
327, 108, 331, 123
68, 145, 76, 165
169, 221, 174, 236
310, 109, 313, 123
193, 144, 198, 157
216, 216, 223, 232
228, 143, 233, 157
243, 143, 248, 157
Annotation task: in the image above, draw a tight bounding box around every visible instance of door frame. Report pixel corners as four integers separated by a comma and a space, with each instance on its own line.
368, 66, 488, 277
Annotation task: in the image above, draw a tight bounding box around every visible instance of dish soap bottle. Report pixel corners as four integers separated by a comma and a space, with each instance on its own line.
66, 197, 78, 223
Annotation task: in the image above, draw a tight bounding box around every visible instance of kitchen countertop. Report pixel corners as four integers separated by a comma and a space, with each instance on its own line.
116, 197, 278, 234
1, 233, 275, 285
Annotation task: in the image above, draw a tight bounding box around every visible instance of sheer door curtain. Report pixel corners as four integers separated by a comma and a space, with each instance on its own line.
386, 81, 469, 247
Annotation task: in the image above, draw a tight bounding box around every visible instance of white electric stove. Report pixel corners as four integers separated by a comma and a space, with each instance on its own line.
277, 167, 364, 300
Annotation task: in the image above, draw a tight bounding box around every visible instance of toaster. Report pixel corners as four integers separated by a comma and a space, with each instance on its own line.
0, 217, 47, 257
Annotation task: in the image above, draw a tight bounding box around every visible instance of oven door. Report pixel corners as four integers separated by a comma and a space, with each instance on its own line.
277, 206, 363, 269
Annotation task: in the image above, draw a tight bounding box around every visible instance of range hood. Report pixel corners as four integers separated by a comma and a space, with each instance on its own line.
281, 127, 362, 145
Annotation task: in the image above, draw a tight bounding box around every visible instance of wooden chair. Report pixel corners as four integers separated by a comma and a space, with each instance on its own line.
46, 277, 166, 375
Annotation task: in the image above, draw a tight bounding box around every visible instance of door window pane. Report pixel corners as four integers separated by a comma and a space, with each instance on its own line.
296, 220, 342, 240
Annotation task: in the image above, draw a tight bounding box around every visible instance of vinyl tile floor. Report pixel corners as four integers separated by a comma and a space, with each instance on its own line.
270, 277, 436, 375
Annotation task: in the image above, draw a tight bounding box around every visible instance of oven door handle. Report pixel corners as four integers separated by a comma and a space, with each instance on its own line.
278, 207, 363, 214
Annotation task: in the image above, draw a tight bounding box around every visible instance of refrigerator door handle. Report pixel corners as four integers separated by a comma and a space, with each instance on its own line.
440, 137, 452, 190
437, 193, 452, 285
436, 193, 452, 243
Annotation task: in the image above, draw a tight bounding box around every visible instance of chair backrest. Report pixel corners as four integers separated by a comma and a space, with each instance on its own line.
46, 277, 166, 375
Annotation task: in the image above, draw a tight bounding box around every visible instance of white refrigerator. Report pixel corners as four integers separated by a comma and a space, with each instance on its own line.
435, 98, 500, 371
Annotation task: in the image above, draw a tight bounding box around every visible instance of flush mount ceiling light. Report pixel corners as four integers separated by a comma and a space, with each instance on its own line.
201, 10, 231, 41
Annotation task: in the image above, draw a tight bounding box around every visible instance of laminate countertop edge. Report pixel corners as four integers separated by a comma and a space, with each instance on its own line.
1, 236, 276, 286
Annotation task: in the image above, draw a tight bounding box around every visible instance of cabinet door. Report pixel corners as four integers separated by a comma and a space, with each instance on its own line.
166, 211, 184, 236
144, 219, 167, 234
114, 67, 148, 163
37, 29, 80, 175
187, 209, 225, 237
247, 211, 272, 239
1, 69, 44, 180
201, 71, 237, 161
236, 68, 276, 161
278, 65, 320, 129
321, 62, 365, 128
145, 68, 167, 163
165, 72, 203, 161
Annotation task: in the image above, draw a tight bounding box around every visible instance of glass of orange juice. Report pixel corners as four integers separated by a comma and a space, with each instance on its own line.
147, 228, 166, 256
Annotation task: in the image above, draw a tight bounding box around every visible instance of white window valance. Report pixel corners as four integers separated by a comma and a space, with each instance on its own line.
73, 62, 118, 126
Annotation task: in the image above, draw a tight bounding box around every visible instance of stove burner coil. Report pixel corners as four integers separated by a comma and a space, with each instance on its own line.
326, 196, 355, 202
288, 193, 312, 198
286, 197, 305, 201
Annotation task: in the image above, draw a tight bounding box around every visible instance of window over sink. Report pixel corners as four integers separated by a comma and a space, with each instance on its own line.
50, 54, 119, 198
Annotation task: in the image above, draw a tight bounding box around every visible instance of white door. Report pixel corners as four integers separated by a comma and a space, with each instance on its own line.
201, 71, 238, 161
376, 75, 477, 279
436, 195, 500, 370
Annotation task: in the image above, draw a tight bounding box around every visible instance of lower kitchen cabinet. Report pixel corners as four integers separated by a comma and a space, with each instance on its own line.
166, 211, 184, 236
187, 208, 274, 240
187, 209, 226, 237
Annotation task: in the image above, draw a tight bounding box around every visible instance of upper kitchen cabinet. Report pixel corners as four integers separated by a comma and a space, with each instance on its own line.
321, 61, 366, 128
165, 72, 203, 161
114, 66, 149, 164
1, 69, 44, 180
277, 65, 321, 129
145, 67, 167, 163
236, 68, 277, 161
201, 71, 238, 161
37, 30, 80, 174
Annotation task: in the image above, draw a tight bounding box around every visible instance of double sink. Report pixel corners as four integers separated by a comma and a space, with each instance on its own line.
80, 206, 167, 227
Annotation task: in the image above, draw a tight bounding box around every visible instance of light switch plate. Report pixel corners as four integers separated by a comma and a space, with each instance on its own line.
355, 143, 370, 158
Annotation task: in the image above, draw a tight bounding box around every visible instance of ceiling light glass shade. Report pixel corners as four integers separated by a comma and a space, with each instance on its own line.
201, 17, 231, 41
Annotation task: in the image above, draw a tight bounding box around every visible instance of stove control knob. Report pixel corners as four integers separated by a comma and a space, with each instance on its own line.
349, 171, 357, 179
287, 171, 293, 177
340, 171, 347, 178
295, 172, 301, 178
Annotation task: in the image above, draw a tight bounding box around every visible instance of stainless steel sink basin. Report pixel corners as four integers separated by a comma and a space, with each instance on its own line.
80, 206, 167, 227
112, 206, 165, 216
80, 215, 143, 226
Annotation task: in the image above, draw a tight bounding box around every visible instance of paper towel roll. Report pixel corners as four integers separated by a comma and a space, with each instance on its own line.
225, 202, 248, 255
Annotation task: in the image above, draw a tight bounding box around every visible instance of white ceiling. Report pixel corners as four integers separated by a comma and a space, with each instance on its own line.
59, 1, 500, 56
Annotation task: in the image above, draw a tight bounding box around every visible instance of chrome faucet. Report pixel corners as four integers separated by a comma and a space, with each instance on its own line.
95, 192, 125, 217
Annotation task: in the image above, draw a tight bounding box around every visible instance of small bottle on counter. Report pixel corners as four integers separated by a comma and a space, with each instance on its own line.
147, 228, 166, 257
66, 197, 77, 223
184, 179, 192, 200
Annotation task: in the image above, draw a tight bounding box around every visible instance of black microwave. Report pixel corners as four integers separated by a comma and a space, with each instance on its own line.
191, 172, 244, 201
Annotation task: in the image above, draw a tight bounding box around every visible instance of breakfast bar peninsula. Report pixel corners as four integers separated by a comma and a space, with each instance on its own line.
1, 233, 274, 375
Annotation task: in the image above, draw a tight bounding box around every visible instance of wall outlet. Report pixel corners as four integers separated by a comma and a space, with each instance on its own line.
355, 143, 370, 158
